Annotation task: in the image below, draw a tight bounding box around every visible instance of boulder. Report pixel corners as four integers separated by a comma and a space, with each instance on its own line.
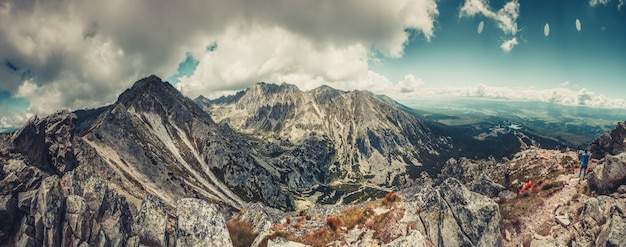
132, 194, 167, 247
470, 173, 505, 198
555, 215, 571, 227
238, 202, 286, 233
596, 215, 626, 247
385, 230, 432, 247
438, 178, 501, 247
399, 178, 501, 247
175, 198, 233, 247
588, 153, 626, 194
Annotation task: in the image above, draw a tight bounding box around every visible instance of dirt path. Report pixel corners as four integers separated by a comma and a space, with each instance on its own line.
504, 156, 589, 247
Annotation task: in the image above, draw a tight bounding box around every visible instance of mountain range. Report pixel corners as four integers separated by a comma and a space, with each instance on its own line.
3, 76, 568, 211
3, 75, 623, 246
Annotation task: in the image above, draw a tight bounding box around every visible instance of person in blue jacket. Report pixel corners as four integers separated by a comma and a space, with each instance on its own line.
579, 148, 590, 180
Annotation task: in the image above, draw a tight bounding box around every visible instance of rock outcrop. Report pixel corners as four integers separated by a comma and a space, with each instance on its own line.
470, 173, 505, 198
0, 162, 235, 247
588, 152, 626, 194
132, 195, 167, 246
175, 198, 233, 247
10, 110, 78, 175
396, 178, 501, 246
587, 121, 626, 194
589, 121, 626, 159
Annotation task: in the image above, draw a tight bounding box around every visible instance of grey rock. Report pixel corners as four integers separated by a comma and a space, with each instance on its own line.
470, 173, 505, 198
267, 237, 310, 247
37, 176, 64, 247
0, 194, 18, 243
127, 236, 140, 247
555, 215, 571, 227
18, 190, 37, 213
133, 194, 167, 247
530, 236, 557, 247
438, 178, 501, 247
238, 202, 287, 233
498, 190, 517, 200
588, 153, 626, 194
580, 197, 606, 227
11, 110, 78, 175
175, 198, 233, 247
596, 215, 626, 247
399, 178, 501, 247
618, 185, 626, 194
589, 121, 626, 159
385, 230, 431, 247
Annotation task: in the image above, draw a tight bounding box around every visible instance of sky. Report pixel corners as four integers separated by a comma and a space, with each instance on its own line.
1, 0, 625, 131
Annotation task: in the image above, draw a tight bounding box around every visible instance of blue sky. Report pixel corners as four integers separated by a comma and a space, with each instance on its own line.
0, 0, 625, 131
370, 0, 626, 98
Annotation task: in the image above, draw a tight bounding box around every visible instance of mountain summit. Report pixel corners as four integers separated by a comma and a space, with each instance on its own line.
82, 76, 292, 210
200, 82, 451, 187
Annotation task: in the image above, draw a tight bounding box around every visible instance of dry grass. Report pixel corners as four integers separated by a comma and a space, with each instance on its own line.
263, 193, 406, 246
326, 216, 342, 231
381, 192, 400, 207
226, 218, 258, 247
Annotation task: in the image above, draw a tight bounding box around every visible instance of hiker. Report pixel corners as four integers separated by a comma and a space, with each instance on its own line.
504, 172, 510, 187
579, 148, 590, 180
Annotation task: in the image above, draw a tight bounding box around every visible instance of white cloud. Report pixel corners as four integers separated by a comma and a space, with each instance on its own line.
460, 0, 520, 51
500, 38, 518, 53
397, 74, 425, 94
560, 81, 571, 87
544, 23, 550, 37
589, 0, 624, 10
0, 0, 440, 129
576, 19, 582, 31
411, 84, 626, 109
589, 0, 612, 7
477, 21, 485, 34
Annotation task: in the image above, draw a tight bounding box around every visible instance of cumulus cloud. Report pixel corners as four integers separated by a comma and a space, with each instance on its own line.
589, 0, 624, 10
411, 84, 626, 109
460, 0, 520, 52
397, 74, 425, 94
589, 0, 612, 6
0, 0, 440, 129
500, 38, 518, 53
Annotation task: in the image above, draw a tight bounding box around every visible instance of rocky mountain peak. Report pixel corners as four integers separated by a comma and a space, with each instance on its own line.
10, 109, 78, 175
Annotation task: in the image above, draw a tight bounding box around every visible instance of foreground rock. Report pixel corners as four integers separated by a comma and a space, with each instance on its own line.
588, 152, 626, 194
175, 198, 233, 247
400, 178, 501, 246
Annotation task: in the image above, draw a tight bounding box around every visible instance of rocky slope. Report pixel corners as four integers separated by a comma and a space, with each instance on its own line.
200, 83, 450, 187
437, 130, 626, 247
